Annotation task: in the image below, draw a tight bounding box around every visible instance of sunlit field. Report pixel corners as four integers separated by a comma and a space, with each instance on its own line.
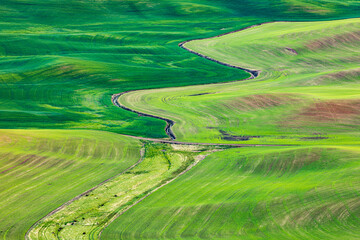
118, 19, 360, 145
0, 130, 141, 239
0, 0, 359, 239
103, 145, 360, 239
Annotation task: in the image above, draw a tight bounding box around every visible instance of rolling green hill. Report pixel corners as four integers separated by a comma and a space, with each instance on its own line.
28, 142, 216, 240
1, 1, 360, 239
1, 0, 359, 138
118, 18, 360, 145
0, 130, 141, 239
102, 145, 360, 239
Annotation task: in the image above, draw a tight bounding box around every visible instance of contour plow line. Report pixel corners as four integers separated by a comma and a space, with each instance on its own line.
112, 93, 176, 140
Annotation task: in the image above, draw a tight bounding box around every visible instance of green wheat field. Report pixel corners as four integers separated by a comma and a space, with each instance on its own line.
0, 1, 359, 239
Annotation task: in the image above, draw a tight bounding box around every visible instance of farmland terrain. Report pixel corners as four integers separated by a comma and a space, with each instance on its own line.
105, 18, 360, 239
118, 18, 360, 145
0, 130, 141, 239
28, 143, 222, 239
1, 0, 359, 137
0, 0, 359, 240
103, 145, 360, 240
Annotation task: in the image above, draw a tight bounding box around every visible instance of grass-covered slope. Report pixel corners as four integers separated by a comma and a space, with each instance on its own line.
1, 0, 359, 138
118, 18, 360, 144
102, 145, 360, 239
0, 130, 141, 239
28, 143, 215, 240
1, 1, 360, 239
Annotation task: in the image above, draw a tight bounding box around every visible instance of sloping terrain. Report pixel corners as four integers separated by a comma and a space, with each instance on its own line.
1, 0, 359, 138
0, 1, 360, 240
0, 130, 141, 239
102, 145, 360, 239
28, 143, 217, 240
118, 18, 360, 145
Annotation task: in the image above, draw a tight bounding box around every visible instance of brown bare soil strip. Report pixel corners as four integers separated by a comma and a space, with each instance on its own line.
300, 99, 360, 122
0, 155, 34, 174
0, 155, 48, 174
306, 31, 360, 50
225, 94, 299, 111
317, 68, 360, 83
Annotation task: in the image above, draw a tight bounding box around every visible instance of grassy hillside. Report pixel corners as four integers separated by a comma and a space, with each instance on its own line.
102, 145, 360, 239
0, 130, 141, 239
118, 18, 360, 144
1, 0, 359, 138
28, 142, 216, 240
1, 1, 360, 239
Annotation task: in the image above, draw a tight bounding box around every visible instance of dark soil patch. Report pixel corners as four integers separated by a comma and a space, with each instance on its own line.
219, 130, 261, 141
188, 92, 214, 97
285, 47, 298, 55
